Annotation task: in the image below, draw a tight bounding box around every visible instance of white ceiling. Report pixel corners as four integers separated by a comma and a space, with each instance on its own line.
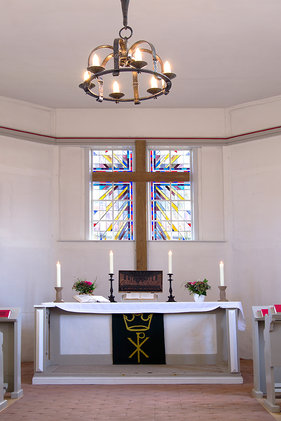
1, 0, 281, 109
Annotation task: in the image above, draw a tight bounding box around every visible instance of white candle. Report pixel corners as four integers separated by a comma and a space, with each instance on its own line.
164, 61, 171, 74
92, 54, 100, 66
109, 250, 114, 274
113, 81, 120, 93
168, 250, 173, 274
56, 261, 61, 287
219, 261, 224, 286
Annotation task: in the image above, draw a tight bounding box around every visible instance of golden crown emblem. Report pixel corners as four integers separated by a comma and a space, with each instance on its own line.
123, 313, 152, 332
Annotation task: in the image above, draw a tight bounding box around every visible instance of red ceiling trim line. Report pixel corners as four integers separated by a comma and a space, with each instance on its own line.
0, 126, 56, 140
1, 124, 281, 142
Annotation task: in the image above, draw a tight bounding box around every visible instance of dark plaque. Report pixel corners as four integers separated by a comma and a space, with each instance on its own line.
112, 313, 166, 364
119, 270, 163, 292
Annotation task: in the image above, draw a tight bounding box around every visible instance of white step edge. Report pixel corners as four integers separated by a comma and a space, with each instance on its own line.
32, 375, 243, 385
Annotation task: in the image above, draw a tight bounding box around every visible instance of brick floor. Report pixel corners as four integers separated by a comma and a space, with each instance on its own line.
0, 360, 276, 421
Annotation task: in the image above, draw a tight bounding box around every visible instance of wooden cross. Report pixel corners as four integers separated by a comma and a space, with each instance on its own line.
92, 140, 190, 270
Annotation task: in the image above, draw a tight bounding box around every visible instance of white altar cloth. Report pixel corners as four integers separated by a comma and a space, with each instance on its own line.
33, 301, 244, 384
40, 301, 245, 331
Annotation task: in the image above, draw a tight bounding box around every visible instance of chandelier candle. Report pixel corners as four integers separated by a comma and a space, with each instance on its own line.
147, 76, 162, 95
83, 71, 90, 81
134, 48, 142, 61
109, 81, 124, 100
92, 54, 100, 66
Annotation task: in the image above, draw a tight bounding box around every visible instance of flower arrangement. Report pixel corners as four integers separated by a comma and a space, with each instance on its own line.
184, 279, 210, 296
72, 278, 96, 295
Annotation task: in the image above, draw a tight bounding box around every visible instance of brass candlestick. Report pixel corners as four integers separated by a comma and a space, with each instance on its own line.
54, 287, 64, 303
218, 285, 228, 301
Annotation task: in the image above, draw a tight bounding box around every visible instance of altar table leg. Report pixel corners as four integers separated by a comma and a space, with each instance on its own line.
35, 309, 44, 373
227, 309, 239, 373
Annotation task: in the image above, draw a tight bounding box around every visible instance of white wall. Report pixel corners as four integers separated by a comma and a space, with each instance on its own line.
3, 95, 281, 141
229, 95, 281, 135
54, 108, 228, 138
0, 97, 54, 136
0, 135, 57, 360
58, 147, 87, 240
224, 135, 281, 357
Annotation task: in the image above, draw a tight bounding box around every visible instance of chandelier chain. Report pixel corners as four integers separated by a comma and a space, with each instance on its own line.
119, 26, 133, 40
121, 0, 130, 28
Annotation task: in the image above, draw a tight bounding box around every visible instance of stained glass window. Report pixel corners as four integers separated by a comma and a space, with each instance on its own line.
90, 148, 192, 241
150, 150, 192, 240
90, 149, 133, 240
150, 150, 191, 172
92, 150, 132, 172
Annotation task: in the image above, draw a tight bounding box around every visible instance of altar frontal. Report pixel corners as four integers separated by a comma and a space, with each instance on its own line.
112, 313, 165, 364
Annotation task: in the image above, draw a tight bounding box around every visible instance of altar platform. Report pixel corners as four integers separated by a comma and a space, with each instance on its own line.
32, 301, 245, 385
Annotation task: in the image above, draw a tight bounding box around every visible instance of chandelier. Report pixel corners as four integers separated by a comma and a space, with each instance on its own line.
79, 0, 176, 104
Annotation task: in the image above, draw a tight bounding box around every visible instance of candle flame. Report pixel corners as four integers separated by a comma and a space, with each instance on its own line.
134, 48, 142, 61
92, 54, 100, 66
164, 61, 171, 73
83, 71, 90, 81
150, 76, 158, 89
113, 81, 120, 93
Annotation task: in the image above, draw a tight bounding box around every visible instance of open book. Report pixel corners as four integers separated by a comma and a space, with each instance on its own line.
73, 295, 110, 303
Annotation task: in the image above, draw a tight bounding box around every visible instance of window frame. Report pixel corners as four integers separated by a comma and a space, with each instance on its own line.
87, 144, 197, 241
88, 146, 134, 241
147, 146, 196, 241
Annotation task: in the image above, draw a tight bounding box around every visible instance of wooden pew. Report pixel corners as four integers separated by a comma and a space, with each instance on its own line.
0, 308, 23, 399
0, 332, 7, 410
263, 313, 281, 412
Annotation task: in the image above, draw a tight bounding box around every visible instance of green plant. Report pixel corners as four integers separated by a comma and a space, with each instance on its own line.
184, 279, 210, 296
72, 278, 96, 295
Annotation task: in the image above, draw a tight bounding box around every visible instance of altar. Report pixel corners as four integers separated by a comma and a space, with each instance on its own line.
32, 301, 245, 385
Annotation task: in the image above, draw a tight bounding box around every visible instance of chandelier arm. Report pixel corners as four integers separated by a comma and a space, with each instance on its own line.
113, 38, 121, 76
101, 53, 114, 68
87, 45, 113, 67
143, 49, 163, 67
119, 38, 127, 59
82, 68, 172, 102
97, 78, 104, 102
129, 40, 158, 72
120, 0, 130, 28
132, 71, 140, 105
86, 90, 166, 102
